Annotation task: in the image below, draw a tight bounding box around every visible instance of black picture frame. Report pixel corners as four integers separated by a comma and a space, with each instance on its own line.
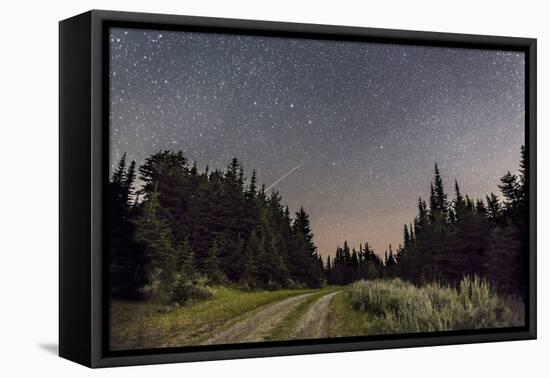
59, 9, 537, 368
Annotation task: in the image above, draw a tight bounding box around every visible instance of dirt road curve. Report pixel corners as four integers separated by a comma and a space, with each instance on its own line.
292, 291, 341, 339
203, 293, 315, 345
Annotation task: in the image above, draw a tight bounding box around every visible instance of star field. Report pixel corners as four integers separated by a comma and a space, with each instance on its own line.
109, 27, 525, 258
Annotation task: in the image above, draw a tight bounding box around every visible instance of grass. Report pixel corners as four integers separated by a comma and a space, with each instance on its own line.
328, 291, 371, 337
346, 277, 524, 335
110, 286, 319, 350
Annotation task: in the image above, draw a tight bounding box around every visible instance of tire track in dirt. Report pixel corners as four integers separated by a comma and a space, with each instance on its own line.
291, 291, 341, 339
202, 293, 316, 345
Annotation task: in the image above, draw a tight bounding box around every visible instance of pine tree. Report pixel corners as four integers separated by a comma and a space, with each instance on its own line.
475, 199, 487, 215
498, 172, 521, 208
429, 183, 437, 219
293, 206, 315, 255
111, 152, 127, 191
256, 234, 278, 287
109, 153, 147, 299
133, 196, 177, 293
240, 231, 259, 288
204, 240, 226, 284
485, 193, 501, 222
228, 158, 239, 178
122, 159, 137, 209
433, 163, 448, 214
290, 206, 322, 286
453, 180, 468, 223
236, 167, 245, 194
177, 238, 195, 277
417, 197, 429, 229
247, 170, 257, 200
190, 161, 198, 176
224, 237, 245, 282
409, 223, 415, 244
403, 224, 411, 247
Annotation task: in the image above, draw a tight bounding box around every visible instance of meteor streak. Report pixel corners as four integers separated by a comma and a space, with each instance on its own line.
265, 161, 305, 191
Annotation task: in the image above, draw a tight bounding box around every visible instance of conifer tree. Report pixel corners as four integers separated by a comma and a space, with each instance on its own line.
416, 197, 429, 229
429, 183, 437, 219
475, 199, 487, 215
293, 206, 315, 255
177, 238, 195, 277
499, 172, 521, 208
433, 163, 448, 215
403, 224, 410, 247
452, 180, 468, 224
109, 153, 146, 298
247, 170, 257, 199
111, 152, 127, 195
240, 231, 259, 288
204, 240, 226, 284
256, 234, 287, 287
190, 161, 198, 176
485, 193, 501, 222
134, 196, 177, 292
122, 159, 137, 209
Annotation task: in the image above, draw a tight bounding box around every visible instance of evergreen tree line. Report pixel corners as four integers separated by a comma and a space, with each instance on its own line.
109, 151, 325, 300
325, 242, 385, 285
330, 146, 527, 295
110, 146, 527, 300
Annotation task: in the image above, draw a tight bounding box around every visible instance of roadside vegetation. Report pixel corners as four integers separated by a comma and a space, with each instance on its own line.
346, 277, 524, 334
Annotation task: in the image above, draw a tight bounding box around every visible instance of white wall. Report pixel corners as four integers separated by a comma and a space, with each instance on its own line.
0, 0, 547, 376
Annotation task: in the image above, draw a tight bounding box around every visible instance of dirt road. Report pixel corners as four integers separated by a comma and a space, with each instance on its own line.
203, 293, 316, 345
202, 290, 342, 345
291, 291, 341, 339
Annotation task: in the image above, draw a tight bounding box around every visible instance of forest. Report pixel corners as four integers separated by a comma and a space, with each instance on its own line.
109, 146, 528, 305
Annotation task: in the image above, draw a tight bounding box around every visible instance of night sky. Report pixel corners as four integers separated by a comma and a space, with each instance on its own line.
109, 27, 525, 258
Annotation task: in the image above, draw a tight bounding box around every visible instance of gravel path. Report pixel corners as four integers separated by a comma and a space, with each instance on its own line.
202, 293, 315, 345
291, 291, 341, 339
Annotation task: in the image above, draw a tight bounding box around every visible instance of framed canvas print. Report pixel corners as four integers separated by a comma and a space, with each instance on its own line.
59, 10, 537, 368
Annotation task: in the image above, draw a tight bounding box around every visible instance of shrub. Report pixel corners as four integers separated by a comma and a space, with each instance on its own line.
349, 277, 524, 334
142, 267, 170, 302
169, 274, 213, 304
206, 271, 229, 286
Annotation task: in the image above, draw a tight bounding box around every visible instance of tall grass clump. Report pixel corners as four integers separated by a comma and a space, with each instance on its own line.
349, 277, 524, 334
